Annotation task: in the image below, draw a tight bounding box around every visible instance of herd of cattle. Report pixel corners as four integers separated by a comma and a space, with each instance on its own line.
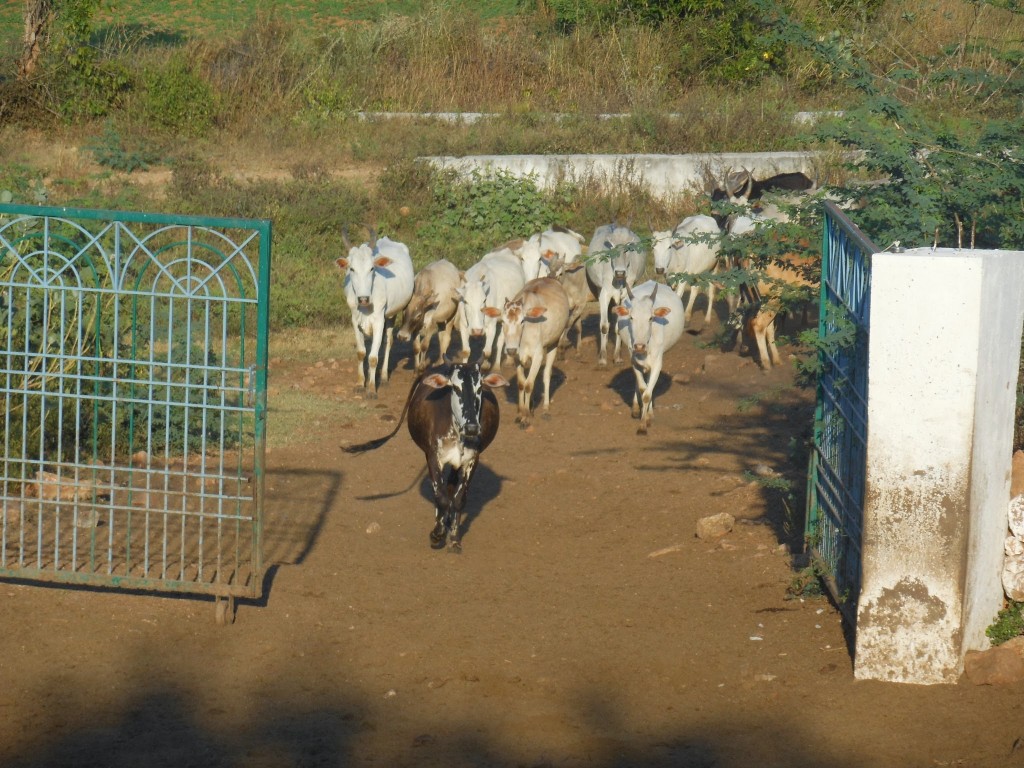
341, 170, 822, 550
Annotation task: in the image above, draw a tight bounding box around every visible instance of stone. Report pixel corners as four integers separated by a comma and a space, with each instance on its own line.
1003, 536, 1024, 601
1009, 495, 1024, 539
964, 637, 1024, 685
1012, 450, 1024, 498
696, 512, 735, 542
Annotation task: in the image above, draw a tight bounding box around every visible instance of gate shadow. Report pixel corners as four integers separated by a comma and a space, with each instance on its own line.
261, 466, 343, 600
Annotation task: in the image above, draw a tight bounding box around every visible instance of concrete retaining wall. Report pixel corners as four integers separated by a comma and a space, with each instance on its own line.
421, 151, 823, 199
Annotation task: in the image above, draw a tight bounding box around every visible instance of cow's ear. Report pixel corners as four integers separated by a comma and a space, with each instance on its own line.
613, 305, 630, 317
526, 306, 546, 319
482, 306, 502, 318
335, 258, 349, 271
566, 263, 585, 274
374, 256, 393, 268
421, 373, 450, 389
653, 306, 672, 317
482, 373, 509, 389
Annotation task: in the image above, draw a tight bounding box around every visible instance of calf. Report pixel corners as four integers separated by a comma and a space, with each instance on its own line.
651, 214, 723, 328
613, 281, 685, 435
500, 277, 571, 427
336, 232, 414, 397
585, 223, 646, 366
741, 254, 818, 371
344, 363, 509, 551
457, 248, 527, 371
397, 259, 461, 373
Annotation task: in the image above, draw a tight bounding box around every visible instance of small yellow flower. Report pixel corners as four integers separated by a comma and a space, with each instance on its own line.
762, 51, 774, 62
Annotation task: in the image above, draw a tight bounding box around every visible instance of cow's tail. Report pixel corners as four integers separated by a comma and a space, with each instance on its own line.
342, 372, 422, 454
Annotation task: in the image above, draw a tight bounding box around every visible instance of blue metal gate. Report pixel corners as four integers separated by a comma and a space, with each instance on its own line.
0, 204, 271, 624
805, 201, 878, 620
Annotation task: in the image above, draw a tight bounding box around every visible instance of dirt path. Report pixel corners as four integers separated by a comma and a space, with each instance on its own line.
2, 318, 1024, 768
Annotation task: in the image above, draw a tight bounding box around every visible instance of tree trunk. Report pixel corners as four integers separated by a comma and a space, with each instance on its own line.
18, 0, 53, 79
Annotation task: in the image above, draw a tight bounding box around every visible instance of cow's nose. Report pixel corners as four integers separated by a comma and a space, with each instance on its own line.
470, 328, 484, 337
655, 267, 665, 275
633, 343, 647, 356
357, 296, 370, 306
464, 423, 480, 437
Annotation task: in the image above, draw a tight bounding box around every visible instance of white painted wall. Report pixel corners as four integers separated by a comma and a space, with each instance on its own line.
855, 247, 1024, 684
422, 151, 822, 198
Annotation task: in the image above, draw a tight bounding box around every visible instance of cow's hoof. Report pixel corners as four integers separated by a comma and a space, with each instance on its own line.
446, 540, 462, 554
366, 390, 378, 400
429, 524, 446, 549
518, 420, 531, 430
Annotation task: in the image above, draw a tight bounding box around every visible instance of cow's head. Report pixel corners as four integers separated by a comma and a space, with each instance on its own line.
614, 285, 671, 364
337, 242, 383, 309
422, 364, 508, 442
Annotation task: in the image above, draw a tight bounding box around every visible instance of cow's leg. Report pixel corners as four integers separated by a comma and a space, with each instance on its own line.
480, 321, 497, 371
436, 318, 453, 366
704, 281, 717, 326
764, 310, 782, 368
412, 331, 426, 373
351, 318, 369, 390
597, 289, 611, 366
751, 311, 774, 371
683, 283, 699, 324
515, 359, 530, 424
540, 346, 557, 414
630, 364, 644, 420
427, 456, 452, 549
448, 458, 479, 552
379, 320, 395, 386
637, 359, 663, 435
364, 318, 385, 397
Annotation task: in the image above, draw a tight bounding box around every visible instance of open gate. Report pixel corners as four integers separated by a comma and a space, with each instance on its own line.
805, 201, 878, 622
0, 204, 270, 624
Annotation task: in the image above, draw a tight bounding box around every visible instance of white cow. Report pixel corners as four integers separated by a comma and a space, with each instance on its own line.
585, 223, 646, 366
397, 259, 462, 374
336, 234, 414, 397
457, 247, 527, 371
500, 277, 571, 427
651, 214, 723, 328
614, 280, 685, 435
528, 226, 586, 276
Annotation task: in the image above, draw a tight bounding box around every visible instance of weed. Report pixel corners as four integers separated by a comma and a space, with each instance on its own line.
87, 122, 161, 172
987, 601, 1024, 646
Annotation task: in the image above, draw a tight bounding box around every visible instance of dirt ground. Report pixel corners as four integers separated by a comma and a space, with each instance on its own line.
3, 308, 1024, 768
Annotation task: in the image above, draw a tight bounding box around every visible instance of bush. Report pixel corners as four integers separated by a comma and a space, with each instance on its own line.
138, 56, 218, 137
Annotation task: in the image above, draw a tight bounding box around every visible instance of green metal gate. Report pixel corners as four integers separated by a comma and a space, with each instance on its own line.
805, 201, 877, 622
0, 204, 270, 624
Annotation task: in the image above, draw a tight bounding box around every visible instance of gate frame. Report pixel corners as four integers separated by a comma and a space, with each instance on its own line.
0, 203, 271, 622
805, 201, 878, 622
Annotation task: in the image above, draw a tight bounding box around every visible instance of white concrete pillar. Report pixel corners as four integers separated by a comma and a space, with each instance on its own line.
854, 247, 1024, 684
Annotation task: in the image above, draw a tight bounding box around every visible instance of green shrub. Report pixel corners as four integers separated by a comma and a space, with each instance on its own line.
417, 168, 563, 268
139, 56, 217, 137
